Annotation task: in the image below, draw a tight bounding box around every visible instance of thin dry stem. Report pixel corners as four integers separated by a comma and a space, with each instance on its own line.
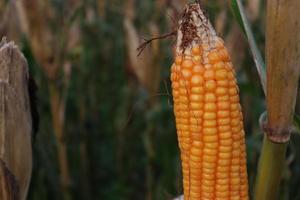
137, 31, 176, 56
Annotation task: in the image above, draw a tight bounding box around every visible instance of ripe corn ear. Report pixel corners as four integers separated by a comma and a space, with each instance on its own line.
171, 3, 249, 200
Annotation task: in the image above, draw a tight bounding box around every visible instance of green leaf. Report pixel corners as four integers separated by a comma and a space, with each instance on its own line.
230, 0, 267, 95
230, 0, 245, 34
294, 114, 300, 133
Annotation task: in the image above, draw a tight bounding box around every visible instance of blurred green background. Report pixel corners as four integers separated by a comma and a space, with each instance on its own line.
1, 0, 300, 199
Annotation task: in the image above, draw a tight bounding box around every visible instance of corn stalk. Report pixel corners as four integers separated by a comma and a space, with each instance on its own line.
15, 0, 82, 199
254, 1, 300, 199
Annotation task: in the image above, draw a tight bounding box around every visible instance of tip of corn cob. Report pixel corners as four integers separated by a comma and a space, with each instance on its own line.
176, 3, 218, 55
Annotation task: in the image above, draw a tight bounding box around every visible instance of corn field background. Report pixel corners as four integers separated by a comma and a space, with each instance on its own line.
1, 0, 300, 199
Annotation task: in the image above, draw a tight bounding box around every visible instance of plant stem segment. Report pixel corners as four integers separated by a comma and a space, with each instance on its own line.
254, 138, 287, 200
255, 0, 300, 199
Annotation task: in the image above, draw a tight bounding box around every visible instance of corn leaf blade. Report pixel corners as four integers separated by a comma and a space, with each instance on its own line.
230, 0, 266, 94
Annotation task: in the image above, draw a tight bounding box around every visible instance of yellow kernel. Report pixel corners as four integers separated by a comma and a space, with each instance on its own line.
190, 160, 202, 169
201, 186, 214, 194
179, 88, 187, 95
191, 132, 201, 140
204, 64, 213, 69
181, 130, 189, 137
218, 118, 230, 125
216, 87, 228, 96
193, 65, 205, 74
232, 150, 240, 157
191, 86, 204, 94
217, 166, 230, 172
190, 125, 201, 132
170, 72, 177, 81
216, 184, 229, 192
180, 111, 189, 118
217, 178, 230, 185
180, 124, 189, 131
219, 146, 232, 152
192, 46, 201, 55
217, 110, 230, 118
233, 141, 240, 148
220, 49, 230, 61
229, 87, 238, 95
192, 141, 203, 148
192, 110, 203, 117
218, 158, 231, 166
202, 161, 216, 169
179, 96, 188, 104
190, 191, 201, 198
202, 173, 215, 180
172, 81, 179, 89
216, 191, 229, 198
232, 126, 242, 133
181, 143, 189, 150
216, 171, 229, 179
219, 131, 232, 139
191, 75, 204, 86
190, 155, 201, 162
182, 59, 193, 68
220, 138, 233, 146
203, 155, 217, 163
203, 135, 218, 142
231, 103, 240, 110
216, 69, 228, 80
180, 118, 189, 124
217, 80, 229, 87
204, 103, 217, 111
218, 125, 231, 132
190, 102, 203, 110
191, 148, 202, 155
205, 93, 216, 102
204, 69, 215, 80
217, 101, 230, 110
172, 90, 179, 97
171, 64, 176, 71
208, 51, 220, 64
203, 120, 217, 127
175, 56, 183, 65
203, 127, 218, 135
193, 55, 202, 64
190, 94, 203, 102
231, 110, 240, 118
181, 69, 192, 79
231, 118, 240, 126
203, 148, 218, 155
179, 79, 189, 87
190, 118, 202, 125
219, 152, 231, 159
204, 142, 218, 148
231, 177, 241, 185
205, 80, 217, 91
218, 95, 230, 101
203, 112, 217, 120
213, 62, 225, 70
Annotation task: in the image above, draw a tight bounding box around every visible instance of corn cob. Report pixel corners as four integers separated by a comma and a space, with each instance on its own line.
171, 3, 249, 200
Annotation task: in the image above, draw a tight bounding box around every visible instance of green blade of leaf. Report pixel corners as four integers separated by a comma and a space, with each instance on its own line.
230, 0, 267, 95
294, 114, 300, 133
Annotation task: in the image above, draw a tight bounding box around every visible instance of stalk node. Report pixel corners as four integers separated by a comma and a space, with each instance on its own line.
263, 124, 292, 143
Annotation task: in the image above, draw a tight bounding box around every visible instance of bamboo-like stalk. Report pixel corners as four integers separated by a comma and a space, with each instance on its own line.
49, 83, 71, 200
254, 0, 300, 199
